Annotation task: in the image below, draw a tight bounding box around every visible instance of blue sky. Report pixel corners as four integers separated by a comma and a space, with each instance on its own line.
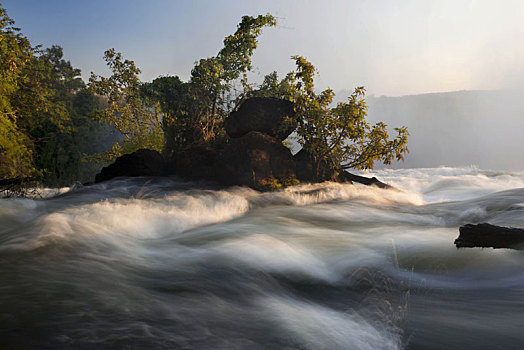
3, 0, 524, 96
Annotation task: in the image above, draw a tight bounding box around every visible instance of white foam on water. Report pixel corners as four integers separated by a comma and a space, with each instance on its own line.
213, 233, 340, 282
0, 186, 72, 199
0, 198, 41, 230
2, 168, 524, 347
259, 296, 401, 350
363, 167, 524, 203
2, 167, 523, 258
14, 190, 251, 251
252, 181, 424, 207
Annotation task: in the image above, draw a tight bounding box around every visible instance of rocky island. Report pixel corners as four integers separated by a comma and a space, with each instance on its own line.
95, 97, 390, 190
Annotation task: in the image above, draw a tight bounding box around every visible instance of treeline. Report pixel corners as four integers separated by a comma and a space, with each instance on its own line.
0, 6, 115, 186
1, 4, 409, 188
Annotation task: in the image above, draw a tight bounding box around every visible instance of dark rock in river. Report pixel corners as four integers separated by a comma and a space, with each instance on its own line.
217, 131, 296, 187
170, 145, 221, 182
337, 171, 391, 189
294, 149, 393, 188
95, 149, 166, 183
455, 223, 524, 250
294, 148, 338, 182
224, 97, 297, 140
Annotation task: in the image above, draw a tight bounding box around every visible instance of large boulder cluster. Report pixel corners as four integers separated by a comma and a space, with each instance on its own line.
224, 97, 297, 140
217, 98, 298, 188
95, 149, 167, 183
218, 131, 296, 187
94, 97, 354, 189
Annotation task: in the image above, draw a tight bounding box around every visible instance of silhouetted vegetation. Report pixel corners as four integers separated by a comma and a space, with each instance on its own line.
0, 3, 408, 187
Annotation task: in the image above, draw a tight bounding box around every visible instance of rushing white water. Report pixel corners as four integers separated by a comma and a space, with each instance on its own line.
1, 168, 524, 349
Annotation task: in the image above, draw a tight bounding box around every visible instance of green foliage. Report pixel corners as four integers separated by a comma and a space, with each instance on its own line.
163, 14, 276, 153
0, 5, 35, 180
216, 14, 277, 81
89, 49, 164, 160
37, 88, 111, 186
247, 71, 296, 100
13, 46, 76, 135
248, 58, 409, 176
14, 45, 110, 185
0, 113, 34, 179
254, 177, 282, 191
0, 5, 32, 101
254, 176, 300, 191
96, 14, 278, 158
89, 13, 406, 179
280, 176, 300, 187
287, 56, 408, 175
1, 5, 408, 187
0, 4, 114, 185
140, 76, 191, 153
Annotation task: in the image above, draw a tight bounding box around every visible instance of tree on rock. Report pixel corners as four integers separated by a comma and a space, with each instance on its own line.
168, 13, 277, 152
90, 13, 409, 187
91, 14, 277, 158
261, 56, 409, 180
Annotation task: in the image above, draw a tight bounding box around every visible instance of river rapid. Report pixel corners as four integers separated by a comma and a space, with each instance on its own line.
1, 167, 524, 349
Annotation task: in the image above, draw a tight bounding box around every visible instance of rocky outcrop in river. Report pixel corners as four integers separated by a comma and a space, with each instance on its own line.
224, 97, 296, 140
217, 131, 296, 187
94, 97, 299, 188
455, 223, 524, 250
95, 149, 167, 183
94, 97, 390, 190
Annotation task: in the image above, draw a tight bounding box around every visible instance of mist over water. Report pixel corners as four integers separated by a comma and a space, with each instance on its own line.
2, 168, 524, 349
364, 90, 524, 170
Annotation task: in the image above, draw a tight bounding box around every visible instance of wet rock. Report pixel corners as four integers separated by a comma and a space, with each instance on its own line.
337, 171, 391, 189
217, 131, 296, 187
224, 97, 296, 140
95, 149, 166, 183
455, 223, 524, 250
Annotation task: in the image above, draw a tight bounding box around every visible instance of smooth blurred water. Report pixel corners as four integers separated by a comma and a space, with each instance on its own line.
1, 167, 524, 349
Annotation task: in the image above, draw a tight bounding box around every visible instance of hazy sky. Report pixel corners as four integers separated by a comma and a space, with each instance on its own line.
3, 0, 524, 96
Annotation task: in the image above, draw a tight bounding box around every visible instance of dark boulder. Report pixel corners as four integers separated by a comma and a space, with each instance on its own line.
224, 97, 296, 140
455, 223, 524, 250
217, 131, 296, 187
337, 171, 392, 189
294, 149, 394, 188
294, 148, 338, 182
95, 149, 166, 183
169, 145, 221, 182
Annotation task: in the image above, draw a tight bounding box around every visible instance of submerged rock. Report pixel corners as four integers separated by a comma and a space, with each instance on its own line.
217, 131, 296, 187
95, 149, 166, 183
224, 97, 296, 140
455, 223, 524, 250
